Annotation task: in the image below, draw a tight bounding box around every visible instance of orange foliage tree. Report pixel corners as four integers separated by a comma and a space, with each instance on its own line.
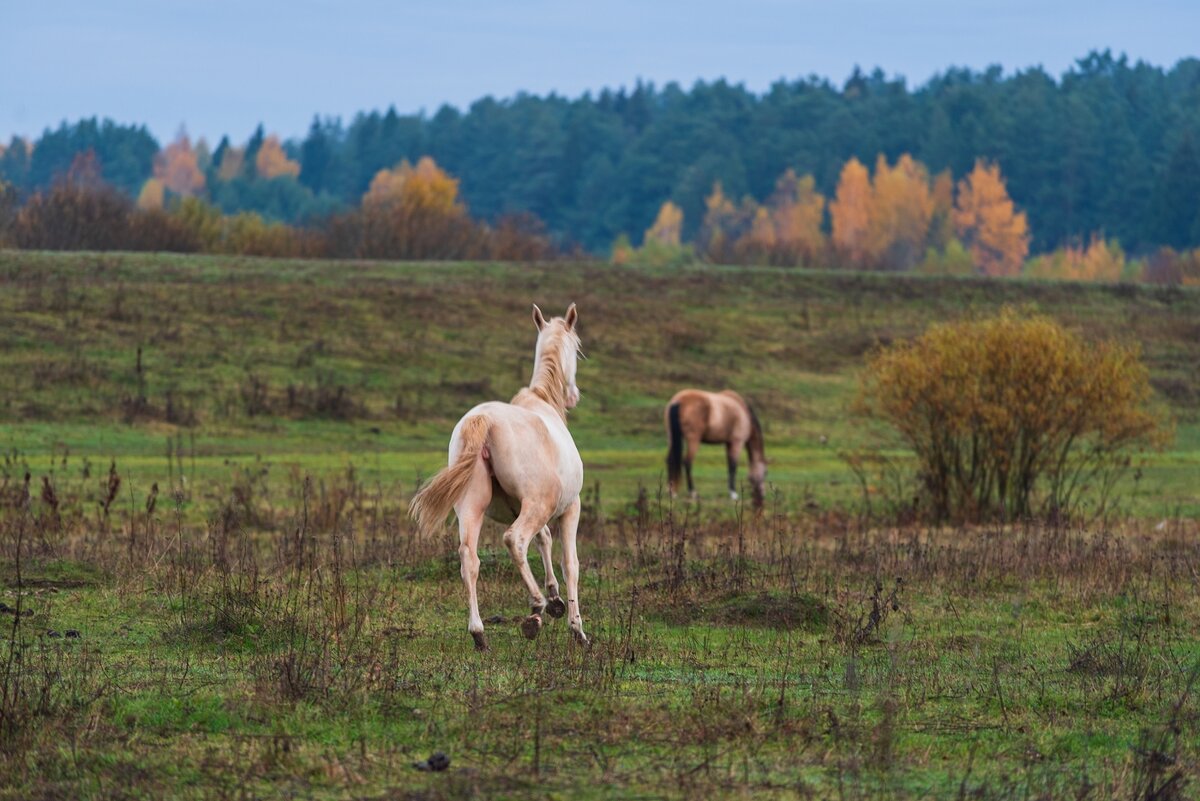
928, 169, 955, 251
740, 206, 776, 261
830, 158, 872, 267
761, 169, 825, 266
644, 200, 683, 246
867, 154, 933, 270
697, 182, 754, 263
330, 156, 480, 259
1025, 234, 1125, 282
255, 135, 301, 179
154, 133, 206, 197
364, 156, 463, 215
953, 160, 1029, 276
136, 178, 165, 211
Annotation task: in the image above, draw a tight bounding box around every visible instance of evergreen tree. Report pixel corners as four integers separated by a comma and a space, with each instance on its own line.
1153, 131, 1200, 248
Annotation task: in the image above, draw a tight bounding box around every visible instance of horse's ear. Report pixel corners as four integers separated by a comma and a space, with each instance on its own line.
564, 303, 578, 331
532, 304, 547, 331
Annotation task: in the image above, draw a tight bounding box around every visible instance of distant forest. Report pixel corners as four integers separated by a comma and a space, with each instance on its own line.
2, 50, 1199, 255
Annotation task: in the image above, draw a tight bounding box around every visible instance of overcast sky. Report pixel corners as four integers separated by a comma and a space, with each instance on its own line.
3, 0, 1197, 145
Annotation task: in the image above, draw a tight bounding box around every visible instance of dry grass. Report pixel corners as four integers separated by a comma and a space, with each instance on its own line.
0, 463, 1196, 799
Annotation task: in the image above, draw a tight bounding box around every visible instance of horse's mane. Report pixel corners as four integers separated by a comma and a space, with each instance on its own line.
514, 323, 579, 421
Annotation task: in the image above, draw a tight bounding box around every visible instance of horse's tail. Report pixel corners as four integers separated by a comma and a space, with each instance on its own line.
409, 414, 491, 536
666, 402, 684, 488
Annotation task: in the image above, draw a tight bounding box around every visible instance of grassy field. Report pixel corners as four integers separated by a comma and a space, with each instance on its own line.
0, 250, 1197, 517
1, 251, 1198, 799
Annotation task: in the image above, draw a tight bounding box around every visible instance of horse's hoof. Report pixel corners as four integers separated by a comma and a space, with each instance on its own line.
570, 627, 590, 648
729, 491, 739, 501
546, 596, 567, 619
471, 631, 489, 651
520, 614, 543, 640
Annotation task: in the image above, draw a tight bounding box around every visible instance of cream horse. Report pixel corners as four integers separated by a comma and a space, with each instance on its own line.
665, 388, 767, 508
410, 304, 587, 650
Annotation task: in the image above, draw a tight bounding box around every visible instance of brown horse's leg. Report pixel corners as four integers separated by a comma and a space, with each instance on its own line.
726, 441, 741, 500
685, 435, 700, 499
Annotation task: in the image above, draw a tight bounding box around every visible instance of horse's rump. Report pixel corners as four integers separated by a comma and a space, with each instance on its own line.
409, 414, 491, 536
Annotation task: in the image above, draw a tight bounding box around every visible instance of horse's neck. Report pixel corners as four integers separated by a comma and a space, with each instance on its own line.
512, 386, 567, 425
745, 420, 765, 466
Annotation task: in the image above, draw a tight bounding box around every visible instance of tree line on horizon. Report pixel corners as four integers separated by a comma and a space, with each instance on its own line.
633, 155, 1030, 275
1, 50, 1199, 272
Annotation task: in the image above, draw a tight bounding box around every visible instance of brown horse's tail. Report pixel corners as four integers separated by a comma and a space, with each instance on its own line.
409, 415, 491, 536
666, 402, 684, 489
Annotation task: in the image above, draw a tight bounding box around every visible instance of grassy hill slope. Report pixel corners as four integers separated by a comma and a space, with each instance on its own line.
1, 251, 1196, 515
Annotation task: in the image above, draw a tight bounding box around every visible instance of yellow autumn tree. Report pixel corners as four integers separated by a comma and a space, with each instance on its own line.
954, 160, 1030, 277
136, 178, 165, 211
731, 205, 773, 264
867, 154, 933, 270
928, 169, 955, 251
255, 135, 301, 179
1025, 234, 1125, 282
154, 133, 206, 197
610, 233, 634, 266
699, 182, 755, 263
364, 156, 463, 215
346, 156, 477, 259
766, 169, 825, 266
636, 200, 693, 266
830, 158, 872, 267
645, 200, 683, 246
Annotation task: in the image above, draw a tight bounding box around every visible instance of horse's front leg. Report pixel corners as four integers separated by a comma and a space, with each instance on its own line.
726, 441, 742, 501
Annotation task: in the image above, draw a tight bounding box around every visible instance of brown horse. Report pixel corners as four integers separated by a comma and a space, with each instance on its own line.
665, 389, 766, 507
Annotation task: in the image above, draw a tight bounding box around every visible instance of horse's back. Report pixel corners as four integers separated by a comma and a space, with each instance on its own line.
667, 389, 750, 442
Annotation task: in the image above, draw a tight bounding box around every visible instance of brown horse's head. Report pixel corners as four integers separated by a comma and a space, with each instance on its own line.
746, 403, 767, 508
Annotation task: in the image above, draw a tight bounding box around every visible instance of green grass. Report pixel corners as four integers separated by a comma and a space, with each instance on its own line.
0, 251, 1198, 799
3, 520, 1197, 800
1, 250, 1197, 517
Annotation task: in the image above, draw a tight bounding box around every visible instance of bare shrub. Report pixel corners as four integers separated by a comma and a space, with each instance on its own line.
12, 183, 135, 251
324, 201, 485, 260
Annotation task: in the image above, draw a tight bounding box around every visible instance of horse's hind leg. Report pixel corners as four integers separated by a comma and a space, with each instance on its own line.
535, 526, 566, 618
560, 498, 588, 645
685, 436, 700, 500
502, 507, 552, 639
455, 467, 492, 651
